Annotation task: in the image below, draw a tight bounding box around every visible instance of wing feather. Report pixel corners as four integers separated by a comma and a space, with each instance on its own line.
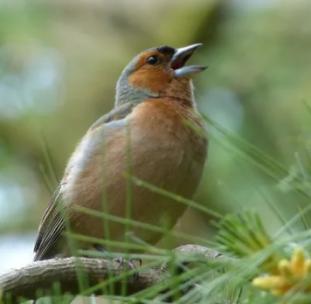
33, 102, 134, 260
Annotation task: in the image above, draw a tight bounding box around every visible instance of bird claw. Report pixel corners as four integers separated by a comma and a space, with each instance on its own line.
113, 256, 142, 279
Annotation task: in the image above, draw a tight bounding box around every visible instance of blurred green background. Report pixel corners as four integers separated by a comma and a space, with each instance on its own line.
0, 0, 310, 273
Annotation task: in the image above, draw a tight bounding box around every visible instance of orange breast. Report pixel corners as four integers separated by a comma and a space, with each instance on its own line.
68, 98, 207, 250
130, 98, 207, 160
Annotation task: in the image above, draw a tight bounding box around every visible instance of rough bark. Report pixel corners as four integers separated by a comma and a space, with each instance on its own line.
0, 245, 221, 302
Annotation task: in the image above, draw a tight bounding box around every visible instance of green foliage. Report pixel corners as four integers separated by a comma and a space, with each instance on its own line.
216, 212, 273, 257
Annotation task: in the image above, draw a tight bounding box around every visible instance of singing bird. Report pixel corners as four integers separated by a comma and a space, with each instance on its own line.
34, 43, 207, 261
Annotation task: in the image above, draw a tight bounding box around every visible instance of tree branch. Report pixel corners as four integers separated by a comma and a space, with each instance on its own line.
0, 245, 221, 302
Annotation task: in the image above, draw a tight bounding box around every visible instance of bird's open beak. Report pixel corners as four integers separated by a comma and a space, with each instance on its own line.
171, 43, 207, 78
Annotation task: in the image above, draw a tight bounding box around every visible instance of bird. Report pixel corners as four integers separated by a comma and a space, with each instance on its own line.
34, 43, 207, 261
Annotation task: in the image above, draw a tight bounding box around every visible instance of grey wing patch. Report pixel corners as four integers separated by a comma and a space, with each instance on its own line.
90, 102, 134, 131
34, 188, 66, 261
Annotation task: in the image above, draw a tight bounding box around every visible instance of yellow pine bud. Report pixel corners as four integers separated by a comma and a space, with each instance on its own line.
291, 248, 306, 277
304, 259, 311, 274
278, 259, 291, 277
252, 276, 286, 290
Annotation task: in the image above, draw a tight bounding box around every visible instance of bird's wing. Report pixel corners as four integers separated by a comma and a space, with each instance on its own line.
33, 186, 64, 260
89, 102, 135, 130
33, 102, 135, 260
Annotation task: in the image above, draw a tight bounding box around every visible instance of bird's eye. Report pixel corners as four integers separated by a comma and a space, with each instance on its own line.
146, 56, 159, 65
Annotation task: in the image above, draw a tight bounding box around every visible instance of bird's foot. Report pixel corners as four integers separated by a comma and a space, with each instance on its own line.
113, 256, 142, 279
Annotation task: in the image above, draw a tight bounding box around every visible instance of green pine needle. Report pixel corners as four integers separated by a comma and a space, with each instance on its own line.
215, 211, 285, 273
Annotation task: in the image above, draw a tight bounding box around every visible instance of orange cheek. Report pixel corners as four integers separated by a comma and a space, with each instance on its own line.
129, 68, 172, 93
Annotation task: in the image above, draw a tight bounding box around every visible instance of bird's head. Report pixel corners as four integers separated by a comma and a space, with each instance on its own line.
115, 43, 206, 107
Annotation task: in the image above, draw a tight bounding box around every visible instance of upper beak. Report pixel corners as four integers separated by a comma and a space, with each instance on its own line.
171, 43, 207, 78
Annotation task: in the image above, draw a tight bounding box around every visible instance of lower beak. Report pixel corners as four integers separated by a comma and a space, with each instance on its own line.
171, 43, 207, 78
